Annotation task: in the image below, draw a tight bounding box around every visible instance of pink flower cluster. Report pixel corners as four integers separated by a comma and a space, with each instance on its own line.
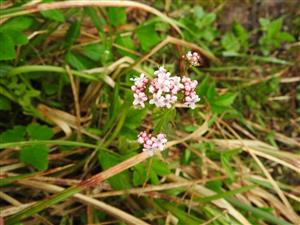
149, 67, 184, 108
130, 73, 149, 108
182, 77, 200, 109
186, 51, 201, 66
138, 131, 167, 156
131, 67, 200, 109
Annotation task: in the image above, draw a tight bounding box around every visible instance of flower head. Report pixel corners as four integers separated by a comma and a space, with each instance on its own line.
185, 51, 202, 66
138, 131, 167, 156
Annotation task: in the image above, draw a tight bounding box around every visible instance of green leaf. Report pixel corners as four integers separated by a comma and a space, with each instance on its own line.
64, 20, 81, 49
153, 108, 176, 133
0, 32, 16, 60
84, 7, 105, 33
83, 44, 105, 61
27, 123, 54, 140
197, 12, 216, 28
133, 157, 170, 186
160, 201, 204, 225
0, 95, 11, 110
20, 144, 49, 171
233, 22, 249, 51
151, 157, 170, 176
277, 32, 295, 42
0, 126, 26, 143
6, 30, 28, 45
221, 32, 240, 53
259, 18, 270, 29
115, 35, 136, 57
0, 16, 33, 31
98, 151, 131, 189
65, 52, 86, 70
214, 92, 237, 107
41, 0, 64, 22
267, 18, 283, 37
197, 76, 210, 97
194, 6, 204, 19
107, 7, 127, 27
136, 24, 160, 51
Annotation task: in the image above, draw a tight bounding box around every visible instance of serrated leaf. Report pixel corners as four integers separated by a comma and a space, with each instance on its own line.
107, 7, 127, 27
27, 123, 54, 140
20, 144, 49, 171
98, 151, 131, 189
0, 32, 16, 60
0, 126, 26, 143
136, 24, 160, 51
0, 95, 11, 110
153, 108, 176, 133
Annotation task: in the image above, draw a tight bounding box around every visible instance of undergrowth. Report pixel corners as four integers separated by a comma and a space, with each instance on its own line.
0, 1, 299, 225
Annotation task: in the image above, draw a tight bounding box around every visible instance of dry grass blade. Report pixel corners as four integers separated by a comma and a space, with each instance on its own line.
167, 174, 252, 225
16, 180, 151, 225
1, 1, 182, 36
133, 36, 219, 69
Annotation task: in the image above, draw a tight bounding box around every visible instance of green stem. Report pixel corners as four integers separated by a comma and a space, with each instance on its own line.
8, 65, 99, 81
103, 107, 129, 147
0, 140, 97, 149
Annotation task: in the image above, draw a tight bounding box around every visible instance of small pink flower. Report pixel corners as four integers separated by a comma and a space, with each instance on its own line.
133, 92, 148, 108
186, 51, 202, 66
138, 131, 168, 156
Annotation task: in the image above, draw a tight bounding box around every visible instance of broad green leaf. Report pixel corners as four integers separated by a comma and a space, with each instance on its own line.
27, 123, 54, 140
0, 95, 11, 110
0, 32, 16, 60
107, 7, 127, 27
221, 32, 240, 53
136, 24, 160, 51
65, 52, 86, 70
277, 32, 295, 42
83, 44, 105, 61
6, 30, 28, 46
197, 76, 210, 97
115, 35, 136, 57
214, 92, 237, 107
41, 0, 64, 22
259, 18, 270, 29
20, 144, 49, 171
194, 6, 204, 19
233, 22, 249, 51
151, 157, 170, 176
98, 151, 131, 189
197, 12, 216, 28
0, 16, 33, 31
0, 126, 26, 143
267, 18, 283, 37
